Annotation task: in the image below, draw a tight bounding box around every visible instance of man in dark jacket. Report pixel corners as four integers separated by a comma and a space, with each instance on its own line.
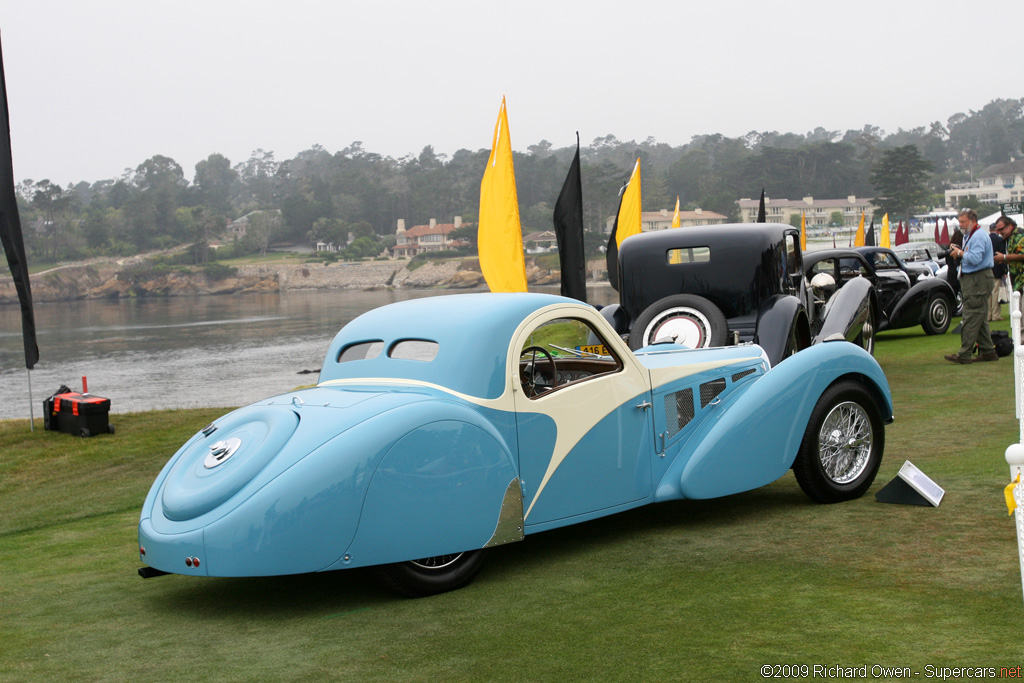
990, 224, 1007, 321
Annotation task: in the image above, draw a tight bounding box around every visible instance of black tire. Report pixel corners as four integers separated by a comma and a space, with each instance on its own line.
922, 295, 951, 335
628, 294, 728, 351
793, 380, 884, 503
374, 550, 485, 598
108, 423, 115, 435
79, 428, 90, 438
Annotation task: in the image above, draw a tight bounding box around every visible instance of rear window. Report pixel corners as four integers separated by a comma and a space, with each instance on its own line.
666, 246, 710, 264
338, 341, 384, 363
388, 339, 439, 362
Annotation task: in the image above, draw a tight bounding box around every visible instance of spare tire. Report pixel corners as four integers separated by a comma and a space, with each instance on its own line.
628, 294, 729, 350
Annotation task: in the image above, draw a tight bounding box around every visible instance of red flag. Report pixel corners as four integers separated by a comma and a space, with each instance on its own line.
940, 219, 950, 245
934, 222, 940, 242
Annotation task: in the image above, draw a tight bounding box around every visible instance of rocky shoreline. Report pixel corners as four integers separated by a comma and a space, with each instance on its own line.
0, 257, 577, 304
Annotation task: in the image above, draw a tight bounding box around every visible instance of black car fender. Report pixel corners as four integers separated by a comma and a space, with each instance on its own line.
597, 303, 630, 336
888, 278, 955, 329
814, 276, 874, 346
754, 294, 811, 366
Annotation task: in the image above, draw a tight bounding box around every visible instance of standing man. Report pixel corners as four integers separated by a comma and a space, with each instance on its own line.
945, 209, 997, 363
994, 215, 1023, 311
990, 223, 1007, 321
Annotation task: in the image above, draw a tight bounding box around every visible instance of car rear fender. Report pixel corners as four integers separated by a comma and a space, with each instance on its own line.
889, 278, 954, 328
654, 341, 892, 501
814, 276, 873, 345
334, 400, 520, 570
598, 303, 630, 335
754, 294, 809, 366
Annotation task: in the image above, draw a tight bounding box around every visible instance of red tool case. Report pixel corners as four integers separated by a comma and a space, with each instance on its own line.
44, 390, 113, 437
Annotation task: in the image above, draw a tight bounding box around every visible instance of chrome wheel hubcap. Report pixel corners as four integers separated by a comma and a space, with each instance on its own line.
644, 307, 711, 348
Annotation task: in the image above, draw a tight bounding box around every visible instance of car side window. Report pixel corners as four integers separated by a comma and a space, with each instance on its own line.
518, 318, 623, 399
784, 235, 801, 290
874, 253, 899, 270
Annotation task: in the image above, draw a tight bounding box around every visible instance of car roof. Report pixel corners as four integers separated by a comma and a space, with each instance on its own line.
617, 223, 798, 318
318, 293, 588, 399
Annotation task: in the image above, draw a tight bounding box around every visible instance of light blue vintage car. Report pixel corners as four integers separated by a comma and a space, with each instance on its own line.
138, 293, 893, 596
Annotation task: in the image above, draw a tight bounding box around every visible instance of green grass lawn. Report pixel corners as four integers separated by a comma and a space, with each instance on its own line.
2, 318, 1023, 681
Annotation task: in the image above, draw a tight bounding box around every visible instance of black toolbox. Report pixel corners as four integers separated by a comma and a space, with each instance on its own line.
44, 388, 113, 437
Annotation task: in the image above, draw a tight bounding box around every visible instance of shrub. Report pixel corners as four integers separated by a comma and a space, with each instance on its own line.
202, 262, 238, 281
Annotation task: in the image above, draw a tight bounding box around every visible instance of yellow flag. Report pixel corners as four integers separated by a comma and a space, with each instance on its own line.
800, 212, 807, 250
478, 98, 527, 292
615, 159, 642, 248
671, 196, 681, 228
854, 211, 865, 247
881, 213, 891, 248
1006, 473, 1021, 516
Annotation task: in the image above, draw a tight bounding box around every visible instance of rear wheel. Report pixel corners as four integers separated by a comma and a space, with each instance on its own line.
793, 380, 884, 503
374, 550, 485, 598
923, 295, 951, 335
628, 294, 728, 350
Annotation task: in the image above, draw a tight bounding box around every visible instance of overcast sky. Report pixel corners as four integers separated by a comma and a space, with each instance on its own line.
2, 0, 1016, 186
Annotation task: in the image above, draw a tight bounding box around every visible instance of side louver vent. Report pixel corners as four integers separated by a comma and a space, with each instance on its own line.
664, 389, 695, 437
699, 378, 726, 408
731, 368, 757, 383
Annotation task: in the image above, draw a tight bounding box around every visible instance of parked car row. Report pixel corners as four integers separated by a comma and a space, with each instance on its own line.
807, 246, 957, 336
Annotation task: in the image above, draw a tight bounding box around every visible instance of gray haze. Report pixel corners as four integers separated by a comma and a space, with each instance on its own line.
2, 0, 1014, 185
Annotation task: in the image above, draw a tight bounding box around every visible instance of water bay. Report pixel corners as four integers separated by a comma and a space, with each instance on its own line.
0, 286, 617, 421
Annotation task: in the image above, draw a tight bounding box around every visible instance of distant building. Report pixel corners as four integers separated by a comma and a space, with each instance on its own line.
736, 196, 876, 227
603, 208, 728, 233
225, 209, 282, 239
523, 230, 558, 253
944, 159, 1024, 207
393, 217, 470, 258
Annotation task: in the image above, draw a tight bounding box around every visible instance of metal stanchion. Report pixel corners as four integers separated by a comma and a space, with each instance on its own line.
1009, 291, 1024, 604
1014, 292, 1022, 421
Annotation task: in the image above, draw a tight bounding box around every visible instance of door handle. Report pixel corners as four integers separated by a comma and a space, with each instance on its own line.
636, 401, 652, 410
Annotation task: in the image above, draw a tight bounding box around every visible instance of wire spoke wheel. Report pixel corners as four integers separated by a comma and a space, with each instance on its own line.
817, 401, 872, 484
409, 553, 464, 570
794, 380, 884, 503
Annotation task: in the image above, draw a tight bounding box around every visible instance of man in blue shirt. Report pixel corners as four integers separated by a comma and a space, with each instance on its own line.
945, 209, 997, 363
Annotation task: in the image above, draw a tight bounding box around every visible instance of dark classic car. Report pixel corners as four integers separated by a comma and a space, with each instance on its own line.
804, 247, 956, 335
601, 223, 875, 365
892, 241, 947, 276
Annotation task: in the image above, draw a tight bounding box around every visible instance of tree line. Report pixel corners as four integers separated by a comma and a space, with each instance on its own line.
13, 97, 1023, 265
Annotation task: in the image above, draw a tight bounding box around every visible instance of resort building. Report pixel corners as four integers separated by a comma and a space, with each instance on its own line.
393, 217, 469, 258
735, 196, 877, 227
944, 160, 1024, 207
603, 208, 728, 233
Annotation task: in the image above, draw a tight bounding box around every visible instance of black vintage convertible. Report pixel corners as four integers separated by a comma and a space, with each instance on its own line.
600, 223, 875, 365
804, 248, 956, 336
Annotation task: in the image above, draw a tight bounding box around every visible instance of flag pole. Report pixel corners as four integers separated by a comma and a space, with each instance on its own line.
27, 368, 35, 431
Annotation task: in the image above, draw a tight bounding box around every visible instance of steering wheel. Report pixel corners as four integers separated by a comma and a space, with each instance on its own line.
520, 346, 558, 397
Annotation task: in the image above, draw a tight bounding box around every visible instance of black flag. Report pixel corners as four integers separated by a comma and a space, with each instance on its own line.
605, 183, 628, 292
756, 188, 766, 223
865, 219, 875, 247
552, 133, 586, 303
0, 33, 38, 369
